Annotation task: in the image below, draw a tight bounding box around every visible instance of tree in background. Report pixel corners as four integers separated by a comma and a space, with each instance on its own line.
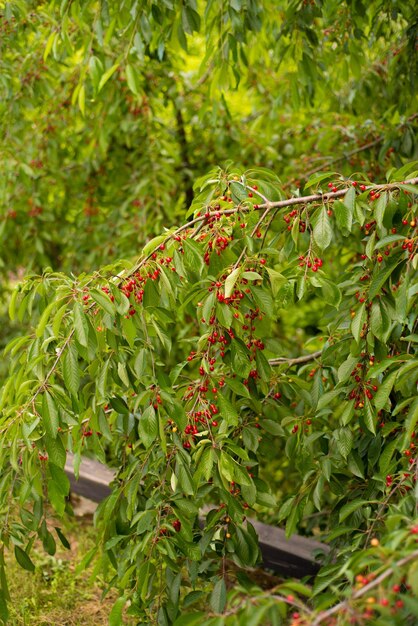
0, 2, 418, 625
1, 0, 417, 273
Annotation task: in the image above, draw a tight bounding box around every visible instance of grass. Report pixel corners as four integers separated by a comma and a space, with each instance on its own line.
5, 502, 130, 626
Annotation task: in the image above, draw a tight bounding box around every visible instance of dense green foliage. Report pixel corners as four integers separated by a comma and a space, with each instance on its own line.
1, 2, 418, 626
1, 0, 417, 274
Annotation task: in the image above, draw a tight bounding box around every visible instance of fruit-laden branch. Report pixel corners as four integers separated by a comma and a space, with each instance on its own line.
311, 549, 418, 626
269, 350, 322, 366
131, 176, 418, 275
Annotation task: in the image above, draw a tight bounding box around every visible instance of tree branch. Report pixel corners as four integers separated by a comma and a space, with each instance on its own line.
254, 177, 418, 211
269, 350, 322, 366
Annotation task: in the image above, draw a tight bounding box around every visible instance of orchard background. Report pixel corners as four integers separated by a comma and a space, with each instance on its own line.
0, 1, 418, 625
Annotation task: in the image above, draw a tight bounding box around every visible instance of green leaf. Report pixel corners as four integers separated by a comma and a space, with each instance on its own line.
351, 303, 366, 343
109, 395, 129, 414
8, 286, 19, 321
14, 546, 35, 572
313, 207, 332, 249
44, 436, 66, 468
78, 84, 85, 116
90, 288, 116, 316
343, 186, 356, 214
250, 285, 274, 318
338, 355, 358, 383
63, 345, 80, 396
229, 181, 248, 203
36, 301, 57, 338
126, 63, 140, 95
176, 460, 194, 495
347, 451, 364, 478
217, 302, 233, 328
260, 419, 283, 435
225, 267, 241, 298
210, 578, 227, 613
341, 400, 355, 425
374, 370, 397, 411
42, 392, 59, 438
73, 302, 89, 347
318, 389, 341, 410
374, 192, 387, 228
365, 231, 376, 260
333, 199, 352, 232
109, 596, 126, 626
49, 463, 70, 496
231, 340, 250, 378
52, 303, 68, 336
218, 452, 235, 483
369, 258, 402, 299
98, 61, 120, 92
242, 271, 262, 281
0, 589, 9, 622
138, 405, 158, 448
304, 171, 337, 189
131, 510, 155, 533
43, 31, 56, 61
339, 499, 368, 523
219, 453, 251, 487
255, 350, 271, 381
225, 377, 251, 398
266, 268, 286, 296
142, 235, 167, 256
55, 527, 70, 550
217, 394, 239, 426
363, 396, 376, 434
406, 398, 418, 439
183, 239, 203, 270
233, 525, 259, 565
194, 446, 214, 481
